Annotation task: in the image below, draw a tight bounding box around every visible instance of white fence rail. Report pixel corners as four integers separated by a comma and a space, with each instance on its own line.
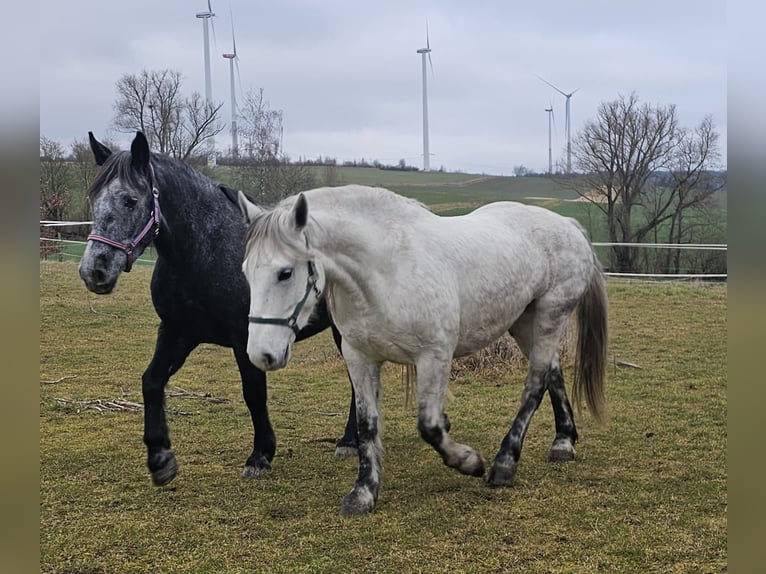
41, 222, 727, 280
590, 242, 727, 280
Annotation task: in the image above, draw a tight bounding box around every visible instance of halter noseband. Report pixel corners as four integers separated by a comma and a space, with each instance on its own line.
87, 164, 161, 273
248, 261, 321, 337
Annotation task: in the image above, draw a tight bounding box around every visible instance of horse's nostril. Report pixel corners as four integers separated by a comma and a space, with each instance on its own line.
261, 353, 275, 368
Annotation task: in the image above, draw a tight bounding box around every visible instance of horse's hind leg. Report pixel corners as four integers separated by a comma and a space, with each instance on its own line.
142, 323, 197, 486
511, 309, 578, 462
546, 365, 578, 462
489, 309, 571, 486
234, 348, 276, 478
416, 355, 485, 478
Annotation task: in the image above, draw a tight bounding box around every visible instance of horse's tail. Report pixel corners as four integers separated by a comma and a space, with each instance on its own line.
572, 264, 608, 424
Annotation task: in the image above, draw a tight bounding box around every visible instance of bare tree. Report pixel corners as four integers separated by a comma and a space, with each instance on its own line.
68, 138, 101, 221
238, 88, 283, 161
660, 116, 725, 273
233, 88, 314, 204
112, 69, 224, 160
571, 93, 722, 273
39, 136, 71, 222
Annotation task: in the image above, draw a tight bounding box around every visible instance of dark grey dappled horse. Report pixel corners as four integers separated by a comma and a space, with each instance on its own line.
78, 131, 358, 486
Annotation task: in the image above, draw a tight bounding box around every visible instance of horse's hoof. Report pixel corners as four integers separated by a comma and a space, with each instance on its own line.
449, 446, 485, 477
548, 439, 576, 462
149, 450, 178, 487
487, 459, 517, 487
241, 462, 271, 479
334, 445, 359, 458
340, 487, 376, 517
242, 453, 272, 479
460, 450, 486, 477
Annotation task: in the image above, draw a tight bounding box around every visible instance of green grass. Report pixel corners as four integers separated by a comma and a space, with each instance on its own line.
40, 262, 726, 573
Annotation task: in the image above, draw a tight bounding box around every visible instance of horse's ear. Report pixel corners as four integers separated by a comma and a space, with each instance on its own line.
88, 131, 112, 166
130, 131, 151, 173
293, 193, 308, 230
237, 190, 263, 224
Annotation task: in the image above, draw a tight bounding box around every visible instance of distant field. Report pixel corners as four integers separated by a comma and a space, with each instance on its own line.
48, 166, 725, 275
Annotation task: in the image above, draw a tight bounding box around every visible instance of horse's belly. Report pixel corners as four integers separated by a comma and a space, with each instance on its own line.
453, 320, 520, 358
453, 290, 532, 357
341, 321, 418, 364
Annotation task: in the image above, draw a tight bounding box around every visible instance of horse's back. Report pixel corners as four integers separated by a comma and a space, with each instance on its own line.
427, 201, 592, 280
413, 201, 596, 355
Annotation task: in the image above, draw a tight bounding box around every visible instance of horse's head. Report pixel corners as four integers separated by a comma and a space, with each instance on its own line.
238, 191, 324, 371
79, 132, 160, 294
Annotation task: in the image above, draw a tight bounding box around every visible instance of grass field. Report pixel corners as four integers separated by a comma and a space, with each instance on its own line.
39, 261, 726, 573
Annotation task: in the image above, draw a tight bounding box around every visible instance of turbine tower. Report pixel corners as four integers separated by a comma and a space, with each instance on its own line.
416, 25, 433, 172
545, 105, 554, 175
196, 1, 216, 167
537, 75, 578, 174
223, 7, 240, 158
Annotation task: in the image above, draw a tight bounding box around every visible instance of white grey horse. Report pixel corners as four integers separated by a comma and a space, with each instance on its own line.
238, 184, 608, 516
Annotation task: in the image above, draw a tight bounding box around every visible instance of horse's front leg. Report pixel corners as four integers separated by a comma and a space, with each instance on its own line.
339, 344, 383, 517
142, 324, 197, 486
330, 324, 359, 458
234, 348, 276, 478
417, 355, 485, 477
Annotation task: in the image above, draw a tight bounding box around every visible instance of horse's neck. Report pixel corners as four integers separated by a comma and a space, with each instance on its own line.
152, 162, 225, 254
311, 204, 406, 318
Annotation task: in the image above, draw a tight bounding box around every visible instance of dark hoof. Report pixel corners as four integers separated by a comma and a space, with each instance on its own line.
340, 487, 376, 517
149, 449, 178, 487
334, 445, 359, 458
487, 459, 517, 487
461, 451, 486, 477
242, 454, 272, 479
548, 439, 576, 462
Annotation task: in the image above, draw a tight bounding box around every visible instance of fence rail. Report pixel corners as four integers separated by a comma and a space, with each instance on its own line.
41, 222, 727, 280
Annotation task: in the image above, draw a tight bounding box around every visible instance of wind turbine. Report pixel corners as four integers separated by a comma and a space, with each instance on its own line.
545, 104, 554, 175
416, 23, 433, 171
222, 6, 240, 158
537, 75, 578, 174
196, 1, 217, 167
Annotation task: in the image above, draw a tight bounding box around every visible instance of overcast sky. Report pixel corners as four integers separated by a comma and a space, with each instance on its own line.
40, 0, 727, 176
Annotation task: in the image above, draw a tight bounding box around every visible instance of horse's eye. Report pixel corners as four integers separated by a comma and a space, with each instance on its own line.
124, 196, 138, 209
277, 268, 293, 282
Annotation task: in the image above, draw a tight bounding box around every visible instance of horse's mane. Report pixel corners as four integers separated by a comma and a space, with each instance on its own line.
244, 195, 312, 262
87, 151, 227, 205
243, 186, 430, 261
87, 150, 151, 199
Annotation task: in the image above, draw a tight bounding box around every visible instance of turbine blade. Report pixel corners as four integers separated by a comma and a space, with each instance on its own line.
208, 1, 218, 51
535, 74, 567, 97
428, 51, 434, 77
426, 18, 430, 50
229, 3, 237, 55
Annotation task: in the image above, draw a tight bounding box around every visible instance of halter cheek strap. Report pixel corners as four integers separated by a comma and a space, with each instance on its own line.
87, 165, 161, 273
248, 261, 321, 337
